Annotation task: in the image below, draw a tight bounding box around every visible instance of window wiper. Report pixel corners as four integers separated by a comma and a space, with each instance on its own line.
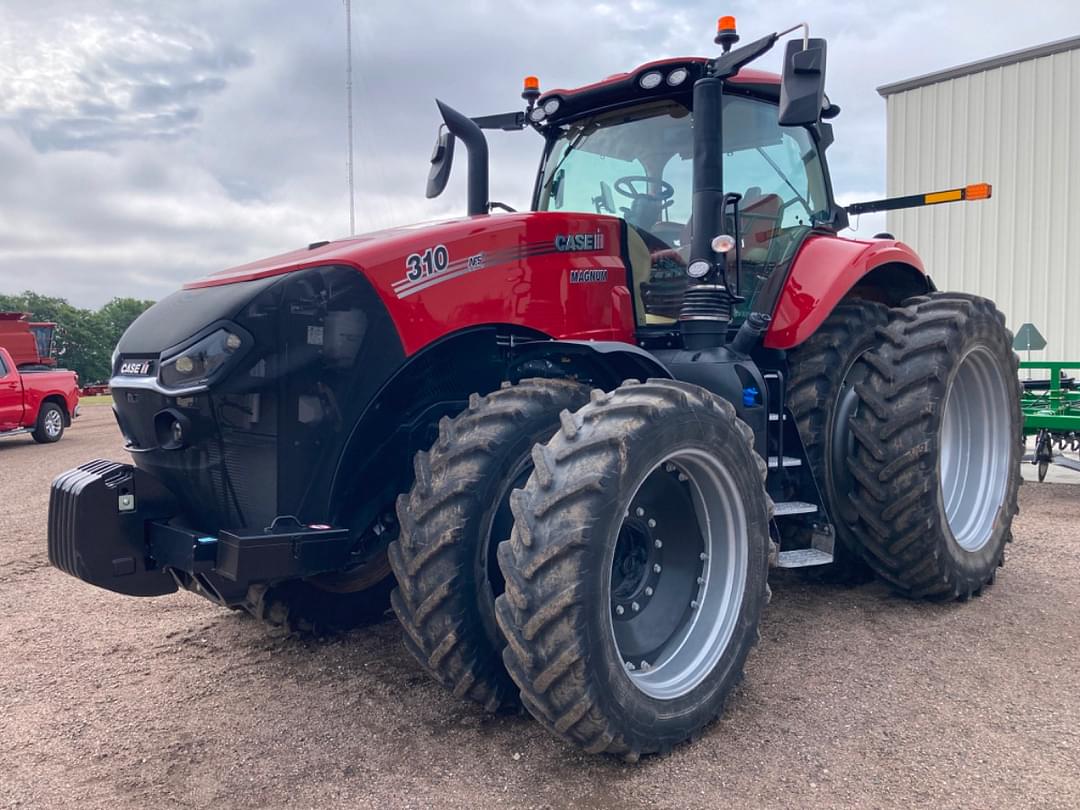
543, 125, 595, 193
755, 146, 813, 220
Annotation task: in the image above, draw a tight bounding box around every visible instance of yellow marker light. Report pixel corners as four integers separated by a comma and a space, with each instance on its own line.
966, 182, 992, 200
924, 189, 963, 205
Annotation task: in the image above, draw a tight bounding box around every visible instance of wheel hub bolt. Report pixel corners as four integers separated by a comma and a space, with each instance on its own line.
700, 552, 708, 561
697, 576, 705, 585
653, 564, 662, 574
647, 518, 656, 528
678, 473, 688, 482
654, 539, 663, 549
635, 507, 645, 517
631, 601, 640, 612
644, 586, 654, 597
665, 463, 676, 473
615, 605, 625, 615
690, 600, 698, 609
640, 661, 650, 671
625, 661, 636, 671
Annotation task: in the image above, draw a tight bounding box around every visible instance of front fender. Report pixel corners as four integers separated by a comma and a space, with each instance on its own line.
765, 235, 928, 350
511, 340, 672, 388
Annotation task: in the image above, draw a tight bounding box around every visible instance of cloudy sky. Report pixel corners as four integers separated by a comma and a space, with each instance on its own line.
1, 0, 1078, 307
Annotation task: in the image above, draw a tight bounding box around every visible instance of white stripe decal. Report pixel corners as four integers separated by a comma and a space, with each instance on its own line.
391, 242, 557, 299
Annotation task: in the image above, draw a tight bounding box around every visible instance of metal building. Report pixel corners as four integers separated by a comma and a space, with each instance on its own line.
878, 35, 1080, 360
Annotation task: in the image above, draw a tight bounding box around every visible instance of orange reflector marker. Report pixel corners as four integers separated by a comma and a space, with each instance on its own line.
966, 182, 992, 200
924, 189, 963, 205
523, 76, 540, 92
718, 15, 736, 31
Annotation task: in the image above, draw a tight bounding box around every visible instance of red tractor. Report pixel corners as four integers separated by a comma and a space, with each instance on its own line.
48, 19, 1021, 759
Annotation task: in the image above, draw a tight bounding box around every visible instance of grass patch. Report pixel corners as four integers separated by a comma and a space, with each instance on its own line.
79, 395, 113, 407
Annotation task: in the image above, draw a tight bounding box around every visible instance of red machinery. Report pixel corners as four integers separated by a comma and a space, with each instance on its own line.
47, 17, 1018, 758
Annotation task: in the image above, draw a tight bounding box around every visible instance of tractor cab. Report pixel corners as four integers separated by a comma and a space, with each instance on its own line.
429, 16, 836, 348
530, 62, 840, 326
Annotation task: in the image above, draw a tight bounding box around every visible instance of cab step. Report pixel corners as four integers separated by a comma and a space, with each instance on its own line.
777, 548, 834, 568
773, 500, 817, 517
773, 524, 835, 568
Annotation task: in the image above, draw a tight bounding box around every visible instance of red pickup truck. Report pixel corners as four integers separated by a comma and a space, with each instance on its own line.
0, 314, 80, 443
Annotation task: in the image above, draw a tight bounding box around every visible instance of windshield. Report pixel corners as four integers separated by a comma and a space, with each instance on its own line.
537, 94, 829, 322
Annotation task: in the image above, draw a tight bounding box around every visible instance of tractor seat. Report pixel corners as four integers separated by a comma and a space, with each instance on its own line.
673, 188, 783, 260
738, 189, 782, 263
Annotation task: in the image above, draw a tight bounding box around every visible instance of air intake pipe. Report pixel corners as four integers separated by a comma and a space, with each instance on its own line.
435, 100, 489, 216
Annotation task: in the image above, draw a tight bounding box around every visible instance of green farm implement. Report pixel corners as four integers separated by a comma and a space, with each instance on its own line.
1020, 361, 1080, 480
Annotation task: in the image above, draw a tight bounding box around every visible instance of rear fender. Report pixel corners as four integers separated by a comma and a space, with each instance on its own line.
765, 236, 929, 350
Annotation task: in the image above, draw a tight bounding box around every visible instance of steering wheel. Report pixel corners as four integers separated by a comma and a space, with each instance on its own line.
614, 175, 675, 204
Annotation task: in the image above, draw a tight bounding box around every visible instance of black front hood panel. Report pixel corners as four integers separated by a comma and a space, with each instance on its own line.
111, 265, 404, 535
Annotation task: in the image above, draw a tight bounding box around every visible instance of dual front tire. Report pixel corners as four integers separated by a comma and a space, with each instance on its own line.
392, 377, 772, 759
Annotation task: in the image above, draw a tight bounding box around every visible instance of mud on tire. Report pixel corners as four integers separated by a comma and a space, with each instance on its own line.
846, 293, 1023, 599
495, 379, 772, 759
389, 378, 590, 712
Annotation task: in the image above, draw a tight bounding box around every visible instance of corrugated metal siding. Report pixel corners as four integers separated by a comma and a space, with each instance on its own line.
885, 45, 1080, 361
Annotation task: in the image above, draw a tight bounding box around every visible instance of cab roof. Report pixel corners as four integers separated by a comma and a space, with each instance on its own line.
535, 58, 781, 126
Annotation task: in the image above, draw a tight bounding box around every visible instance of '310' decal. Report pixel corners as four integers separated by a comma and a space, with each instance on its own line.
405, 244, 450, 281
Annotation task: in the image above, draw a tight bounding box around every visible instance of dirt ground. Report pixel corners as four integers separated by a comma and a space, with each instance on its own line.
1, 407, 1078, 810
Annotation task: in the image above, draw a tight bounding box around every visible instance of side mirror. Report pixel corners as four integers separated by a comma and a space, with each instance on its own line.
426, 128, 456, 199
778, 37, 827, 126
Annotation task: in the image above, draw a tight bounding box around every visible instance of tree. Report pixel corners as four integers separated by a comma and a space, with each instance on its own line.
0, 292, 155, 383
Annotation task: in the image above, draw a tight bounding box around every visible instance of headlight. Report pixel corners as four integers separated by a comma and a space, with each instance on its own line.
667, 67, 689, 86
159, 327, 246, 391
542, 97, 560, 115
687, 260, 711, 279
639, 71, 663, 90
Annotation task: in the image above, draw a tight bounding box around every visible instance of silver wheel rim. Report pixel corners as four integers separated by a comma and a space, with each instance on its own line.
939, 346, 1011, 552
607, 448, 748, 700
44, 409, 62, 438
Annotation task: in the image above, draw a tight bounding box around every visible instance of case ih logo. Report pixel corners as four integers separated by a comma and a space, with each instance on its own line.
119, 360, 152, 375
555, 231, 604, 252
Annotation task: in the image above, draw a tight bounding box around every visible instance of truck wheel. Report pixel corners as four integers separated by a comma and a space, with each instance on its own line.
32, 402, 65, 443
495, 380, 771, 759
390, 378, 590, 712
847, 293, 1023, 599
786, 299, 888, 582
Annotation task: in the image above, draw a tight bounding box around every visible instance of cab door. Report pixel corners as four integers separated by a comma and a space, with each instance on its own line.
0, 352, 23, 429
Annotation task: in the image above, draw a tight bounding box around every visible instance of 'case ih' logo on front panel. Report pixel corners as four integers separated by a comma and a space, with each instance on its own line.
119, 360, 153, 375
554, 231, 605, 252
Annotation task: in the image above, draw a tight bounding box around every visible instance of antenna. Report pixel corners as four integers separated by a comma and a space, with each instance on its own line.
345, 0, 356, 235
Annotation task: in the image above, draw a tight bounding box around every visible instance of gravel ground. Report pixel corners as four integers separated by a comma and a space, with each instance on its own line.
1, 407, 1078, 810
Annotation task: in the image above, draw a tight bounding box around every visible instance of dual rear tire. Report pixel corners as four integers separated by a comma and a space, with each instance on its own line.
845, 293, 1022, 599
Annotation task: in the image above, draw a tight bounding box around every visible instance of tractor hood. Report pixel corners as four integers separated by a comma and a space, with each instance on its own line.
185, 215, 492, 291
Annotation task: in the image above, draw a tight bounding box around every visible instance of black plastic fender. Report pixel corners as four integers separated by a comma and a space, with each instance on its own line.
510, 339, 672, 388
